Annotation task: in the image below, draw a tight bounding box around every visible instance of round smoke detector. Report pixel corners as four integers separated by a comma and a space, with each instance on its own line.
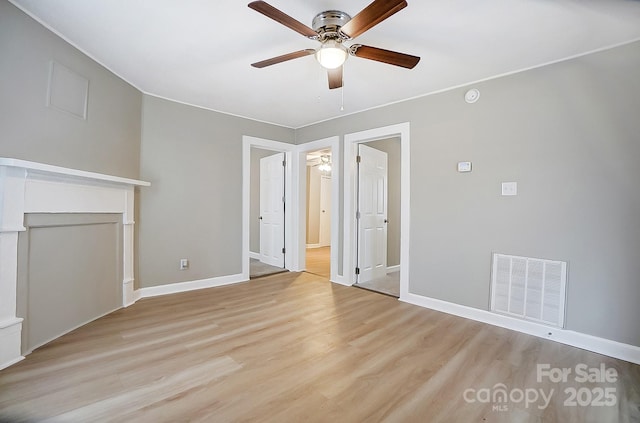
465, 88, 480, 104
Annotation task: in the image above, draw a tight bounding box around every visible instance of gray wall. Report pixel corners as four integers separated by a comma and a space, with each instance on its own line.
0, 1, 142, 179
138, 95, 294, 288
297, 41, 640, 346
365, 138, 401, 268
250, 147, 279, 254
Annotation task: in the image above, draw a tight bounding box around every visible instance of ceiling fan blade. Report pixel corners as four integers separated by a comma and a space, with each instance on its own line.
340, 0, 407, 39
248, 1, 318, 39
351, 44, 420, 69
328, 66, 343, 89
251, 49, 315, 68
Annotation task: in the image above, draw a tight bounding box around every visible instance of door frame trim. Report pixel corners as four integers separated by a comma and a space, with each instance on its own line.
242, 136, 295, 280
344, 123, 410, 298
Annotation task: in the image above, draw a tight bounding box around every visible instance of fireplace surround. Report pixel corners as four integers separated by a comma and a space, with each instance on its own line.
0, 158, 149, 370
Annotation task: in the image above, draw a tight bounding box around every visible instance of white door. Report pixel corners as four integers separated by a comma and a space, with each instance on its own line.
260, 153, 285, 267
357, 144, 388, 283
319, 175, 331, 247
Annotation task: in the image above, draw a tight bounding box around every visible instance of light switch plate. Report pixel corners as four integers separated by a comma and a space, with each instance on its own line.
180, 258, 189, 270
502, 182, 517, 196
457, 161, 472, 172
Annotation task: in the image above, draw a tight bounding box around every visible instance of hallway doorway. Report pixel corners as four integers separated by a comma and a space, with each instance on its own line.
305, 149, 332, 278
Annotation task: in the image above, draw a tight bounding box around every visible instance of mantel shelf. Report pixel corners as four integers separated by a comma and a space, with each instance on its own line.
0, 158, 150, 187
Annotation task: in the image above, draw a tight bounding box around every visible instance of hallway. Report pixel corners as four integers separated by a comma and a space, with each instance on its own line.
305, 247, 330, 278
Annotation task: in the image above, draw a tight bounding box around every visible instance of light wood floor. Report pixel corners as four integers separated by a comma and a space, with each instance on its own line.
306, 246, 330, 278
1, 272, 638, 422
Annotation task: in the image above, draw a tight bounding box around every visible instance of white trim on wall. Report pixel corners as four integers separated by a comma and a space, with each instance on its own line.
139, 273, 246, 298
402, 292, 640, 365
295, 136, 342, 283
386, 265, 400, 273
343, 123, 411, 296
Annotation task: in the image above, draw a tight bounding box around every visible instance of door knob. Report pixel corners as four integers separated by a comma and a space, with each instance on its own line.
384, 219, 388, 223
259, 216, 263, 220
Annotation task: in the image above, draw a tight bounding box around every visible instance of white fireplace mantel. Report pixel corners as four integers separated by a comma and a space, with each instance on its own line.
0, 158, 150, 370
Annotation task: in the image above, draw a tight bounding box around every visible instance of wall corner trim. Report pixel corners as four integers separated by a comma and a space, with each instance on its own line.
400, 292, 640, 365
137, 273, 247, 299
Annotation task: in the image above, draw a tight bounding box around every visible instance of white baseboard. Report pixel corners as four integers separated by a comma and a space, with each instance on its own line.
400, 292, 640, 365
139, 273, 247, 298
0, 355, 24, 371
386, 265, 400, 273
249, 251, 260, 260
0, 318, 24, 371
306, 243, 322, 249
330, 275, 352, 287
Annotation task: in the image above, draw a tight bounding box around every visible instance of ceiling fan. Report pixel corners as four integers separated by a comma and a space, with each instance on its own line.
248, 0, 420, 89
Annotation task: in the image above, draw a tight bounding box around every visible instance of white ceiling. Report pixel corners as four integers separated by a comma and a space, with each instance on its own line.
10, 0, 640, 128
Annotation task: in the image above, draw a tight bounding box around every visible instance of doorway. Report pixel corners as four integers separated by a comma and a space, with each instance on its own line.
353, 139, 401, 297
305, 149, 332, 278
243, 137, 294, 280
250, 147, 287, 278
295, 136, 341, 283
259, 151, 285, 268
344, 123, 410, 299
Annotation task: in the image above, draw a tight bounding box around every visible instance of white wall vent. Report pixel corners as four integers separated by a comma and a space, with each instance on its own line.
490, 253, 568, 328
47, 61, 89, 120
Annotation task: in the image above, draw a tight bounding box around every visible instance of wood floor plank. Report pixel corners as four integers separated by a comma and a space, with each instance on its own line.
306, 247, 331, 278
0, 272, 638, 422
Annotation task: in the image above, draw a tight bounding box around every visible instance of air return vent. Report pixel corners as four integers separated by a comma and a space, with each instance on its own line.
490, 253, 567, 328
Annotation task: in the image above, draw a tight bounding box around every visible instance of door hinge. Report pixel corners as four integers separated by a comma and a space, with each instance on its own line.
282, 196, 286, 203
355, 267, 360, 275
282, 247, 286, 254
282, 160, 286, 167
356, 155, 361, 163
356, 211, 361, 219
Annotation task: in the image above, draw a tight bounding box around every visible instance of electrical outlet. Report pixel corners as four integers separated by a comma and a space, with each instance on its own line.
179, 258, 189, 270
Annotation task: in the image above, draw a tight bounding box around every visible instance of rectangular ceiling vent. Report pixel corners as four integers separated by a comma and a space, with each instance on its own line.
490, 253, 568, 328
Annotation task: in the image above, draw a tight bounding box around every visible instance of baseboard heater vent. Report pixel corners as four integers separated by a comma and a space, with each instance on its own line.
490, 253, 568, 328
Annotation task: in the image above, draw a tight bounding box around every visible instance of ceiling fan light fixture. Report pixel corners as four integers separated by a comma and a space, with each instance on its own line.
318, 154, 332, 172
315, 40, 348, 69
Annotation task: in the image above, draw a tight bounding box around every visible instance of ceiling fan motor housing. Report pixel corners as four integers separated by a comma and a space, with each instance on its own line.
248, 0, 421, 89
312, 10, 351, 40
